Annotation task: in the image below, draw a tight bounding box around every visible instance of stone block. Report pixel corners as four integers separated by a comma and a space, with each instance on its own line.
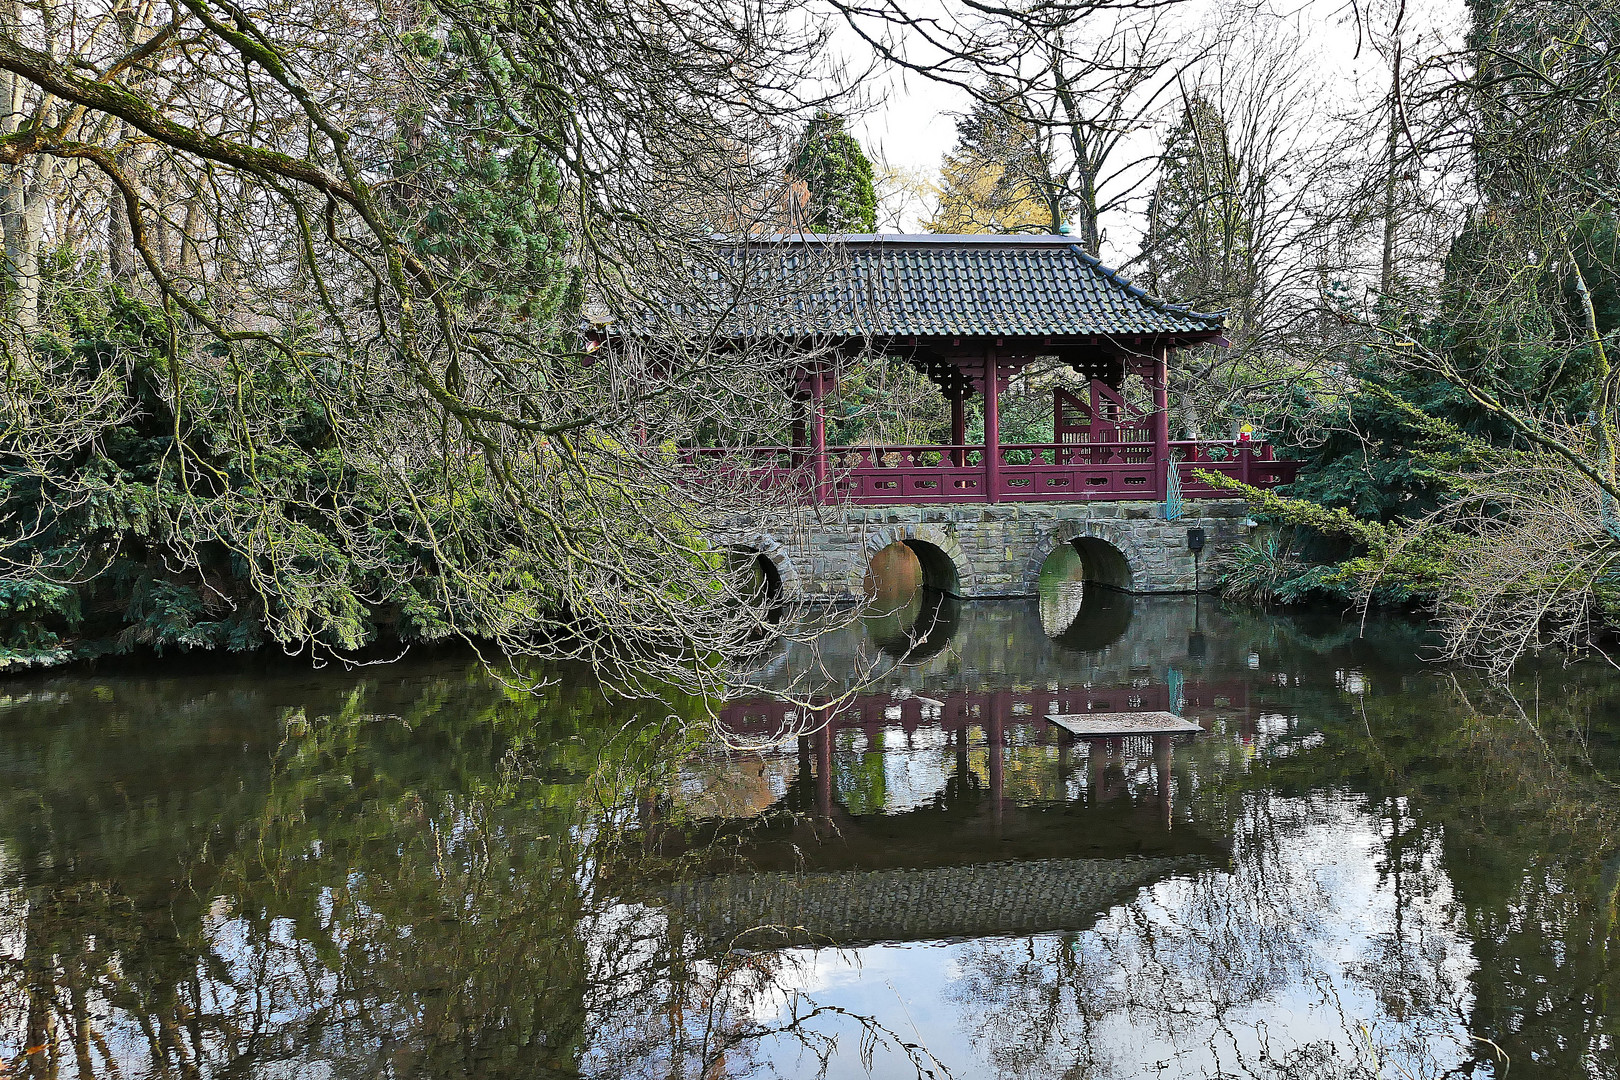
1194, 500, 1250, 519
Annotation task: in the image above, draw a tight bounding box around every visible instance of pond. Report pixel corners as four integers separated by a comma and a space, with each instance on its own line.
0, 583, 1616, 1079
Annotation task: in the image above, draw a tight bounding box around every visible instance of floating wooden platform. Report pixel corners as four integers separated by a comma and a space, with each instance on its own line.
1047, 711, 1204, 737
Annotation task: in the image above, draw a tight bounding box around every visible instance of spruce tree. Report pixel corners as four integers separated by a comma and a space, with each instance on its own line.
788, 112, 878, 233
1141, 96, 1252, 316
926, 90, 1067, 234
390, 27, 577, 323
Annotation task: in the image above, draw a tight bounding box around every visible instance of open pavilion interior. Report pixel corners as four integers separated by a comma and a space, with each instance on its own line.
672, 234, 1297, 505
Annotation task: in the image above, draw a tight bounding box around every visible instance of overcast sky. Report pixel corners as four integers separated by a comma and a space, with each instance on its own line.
836, 0, 1467, 243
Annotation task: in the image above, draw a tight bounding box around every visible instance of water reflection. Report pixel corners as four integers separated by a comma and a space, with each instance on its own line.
0, 601, 1615, 1079
1033, 542, 1139, 648
862, 586, 961, 660
1041, 583, 1136, 648
705, 595, 1620, 1078
1038, 575, 1086, 635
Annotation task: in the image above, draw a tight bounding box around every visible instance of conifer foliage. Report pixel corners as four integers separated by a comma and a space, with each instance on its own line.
0, 0, 844, 681
1141, 96, 1253, 319
788, 112, 878, 233
927, 90, 1067, 234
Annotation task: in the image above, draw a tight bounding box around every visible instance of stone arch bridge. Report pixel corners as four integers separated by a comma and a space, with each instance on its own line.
726, 499, 1249, 601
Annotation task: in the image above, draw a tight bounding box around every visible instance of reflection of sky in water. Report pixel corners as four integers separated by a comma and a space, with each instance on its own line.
749, 794, 1477, 1080
1039, 580, 1087, 638
849, 726, 957, 815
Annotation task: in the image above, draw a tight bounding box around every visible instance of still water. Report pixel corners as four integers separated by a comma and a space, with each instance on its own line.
0, 584, 1616, 1079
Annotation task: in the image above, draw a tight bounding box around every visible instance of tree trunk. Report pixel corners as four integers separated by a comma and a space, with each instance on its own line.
107, 138, 136, 280
1050, 52, 1103, 256
0, 0, 36, 341
178, 192, 204, 273
2, 158, 51, 339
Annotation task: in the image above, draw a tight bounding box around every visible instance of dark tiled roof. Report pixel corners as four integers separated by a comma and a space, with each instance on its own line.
662, 855, 1208, 948
700, 234, 1224, 341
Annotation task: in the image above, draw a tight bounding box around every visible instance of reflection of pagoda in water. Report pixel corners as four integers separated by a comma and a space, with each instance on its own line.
633, 593, 1269, 950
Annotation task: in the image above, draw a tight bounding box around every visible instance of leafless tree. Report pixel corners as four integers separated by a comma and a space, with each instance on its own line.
0, 0, 885, 690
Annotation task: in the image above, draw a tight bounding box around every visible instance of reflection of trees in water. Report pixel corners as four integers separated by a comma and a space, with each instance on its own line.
1425, 681, 1620, 1078
940, 658, 1620, 1080
1034, 543, 1137, 650
946, 794, 1474, 1079
2, 612, 1617, 1080
1042, 586, 1135, 651
864, 588, 961, 662
0, 669, 942, 1080
834, 728, 888, 815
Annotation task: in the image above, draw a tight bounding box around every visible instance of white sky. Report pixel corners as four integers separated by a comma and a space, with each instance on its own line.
839, 0, 1468, 244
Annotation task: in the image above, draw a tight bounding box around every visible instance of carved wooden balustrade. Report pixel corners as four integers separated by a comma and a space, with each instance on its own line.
682, 440, 1298, 506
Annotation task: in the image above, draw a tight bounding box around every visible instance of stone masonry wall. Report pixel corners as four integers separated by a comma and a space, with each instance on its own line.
726, 499, 1251, 600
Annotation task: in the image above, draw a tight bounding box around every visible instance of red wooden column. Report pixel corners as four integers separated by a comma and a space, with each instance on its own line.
1155, 734, 1174, 829
983, 347, 1001, 503
950, 389, 967, 467
988, 689, 1007, 834
1151, 345, 1171, 500
791, 399, 807, 466
812, 366, 829, 504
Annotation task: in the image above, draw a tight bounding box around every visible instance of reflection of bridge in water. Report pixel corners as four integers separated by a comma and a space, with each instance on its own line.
647, 708, 1232, 947
720, 584, 1259, 757
632, 592, 1276, 949
643, 713, 1231, 947
719, 677, 1254, 747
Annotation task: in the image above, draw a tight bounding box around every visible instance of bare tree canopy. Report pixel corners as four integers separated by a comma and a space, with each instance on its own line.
0, 0, 861, 687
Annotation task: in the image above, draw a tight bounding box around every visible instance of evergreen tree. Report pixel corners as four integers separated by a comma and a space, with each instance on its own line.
1137, 96, 1256, 439
926, 90, 1067, 234
1141, 96, 1253, 318
788, 112, 877, 233
390, 27, 578, 323
1465, 0, 1620, 209
1289, 0, 1620, 523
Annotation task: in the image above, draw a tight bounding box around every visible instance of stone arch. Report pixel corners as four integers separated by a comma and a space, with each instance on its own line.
852, 523, 975, 598
1022, 518, 1147, 594
725, 531, 803, 601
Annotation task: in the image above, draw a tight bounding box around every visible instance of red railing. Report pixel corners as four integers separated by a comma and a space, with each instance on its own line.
1174, 441, 1300, 495
717, 679, 1255, 743
827, 446, 986, 502
682, 440, 1298, 505
994, 443, 1160, 502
